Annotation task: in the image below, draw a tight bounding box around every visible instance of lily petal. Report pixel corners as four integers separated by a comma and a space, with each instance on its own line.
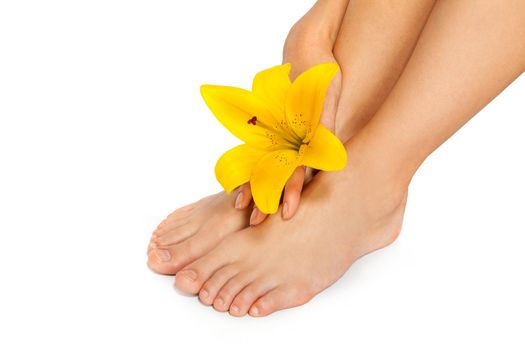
215, 144, 267, 193
285, 63, 339, 142
250, 149, 300, 214
302, 124, 347, 171
201, 85, 290, 149
252, 64, 292, 124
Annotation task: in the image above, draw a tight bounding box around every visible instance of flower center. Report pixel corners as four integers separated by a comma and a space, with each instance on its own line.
246, 115, 304, 148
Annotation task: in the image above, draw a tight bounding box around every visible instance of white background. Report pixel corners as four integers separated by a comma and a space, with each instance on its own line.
1, 1, 524, 349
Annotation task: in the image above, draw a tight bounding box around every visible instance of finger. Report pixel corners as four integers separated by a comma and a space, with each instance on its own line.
304, 167, 317, 184
249, 206, 268, 226
233, 183, 253, 210
282, 166, 305, 220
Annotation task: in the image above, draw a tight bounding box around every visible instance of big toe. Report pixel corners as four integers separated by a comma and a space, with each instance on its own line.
147, 248, 177, 275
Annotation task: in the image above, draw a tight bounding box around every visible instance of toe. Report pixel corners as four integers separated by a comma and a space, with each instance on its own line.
229, 278, 275, 317
199, 264, 240, 305
249, 286, 311, 317
147, 248, 177, 275
213, 273, 253, 314
154, 221, 196, 246
148, 232, 211, 275
174, 245, 232, 294
146, 240, 157, 255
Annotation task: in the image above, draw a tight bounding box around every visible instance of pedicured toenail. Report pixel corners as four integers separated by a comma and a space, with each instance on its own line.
154, 249, 171, 262
250, 306, 259, 316
180, 269, 197, 281
200, 289, 209, 300
230, 305, 240, 314
235, 192, 244, 209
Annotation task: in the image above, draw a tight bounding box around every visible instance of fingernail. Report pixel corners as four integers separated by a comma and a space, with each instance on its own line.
282, 202, 289, 219
154, 249, 171, 262
180, 269, 197, 281
250, 306, 259, 316
249, 208, 258, 225
235, 192, 244, 209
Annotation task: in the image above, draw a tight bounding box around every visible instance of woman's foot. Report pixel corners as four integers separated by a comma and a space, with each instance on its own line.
147, 10, 345, 275
174, 144, 409, 316
147, 191, 253, 275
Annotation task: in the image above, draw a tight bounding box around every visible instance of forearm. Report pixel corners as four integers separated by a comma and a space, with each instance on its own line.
284, 0, 349, 61
305, 0, 350, 44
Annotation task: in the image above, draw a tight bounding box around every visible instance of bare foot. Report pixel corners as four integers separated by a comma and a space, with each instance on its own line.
147, 15, 343, 275
147, 191, 252, 275
174, 145, 408, 316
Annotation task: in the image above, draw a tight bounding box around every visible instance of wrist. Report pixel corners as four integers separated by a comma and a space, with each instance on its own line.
311, 0, 350, 43
286, 0, 349, 49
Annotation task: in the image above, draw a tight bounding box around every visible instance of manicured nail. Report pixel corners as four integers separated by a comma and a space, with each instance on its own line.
230, 305, 240, 314
282, 202, 290, 219
235, 192, 244, 209
154, 249, 171, 262
249, 208, 258, 225
180, 269, 197, 281
250, 306, 259, 316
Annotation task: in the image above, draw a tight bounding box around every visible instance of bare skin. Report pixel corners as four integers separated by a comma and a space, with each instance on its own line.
147, 0, 348, 274
147, 0, 434, 274
174, 0, 525, 316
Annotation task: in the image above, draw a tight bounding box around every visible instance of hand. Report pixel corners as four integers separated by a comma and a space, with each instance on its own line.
234, 0, 348, 225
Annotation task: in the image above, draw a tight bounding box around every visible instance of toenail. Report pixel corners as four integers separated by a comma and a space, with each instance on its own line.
235, 192, 244, 209
215, 297, 224, 307
180, 269, 197, 281
230, 305, 240, 314
250, 306, 259, 316
200, 289, 209, 300
154, 249, 171, 262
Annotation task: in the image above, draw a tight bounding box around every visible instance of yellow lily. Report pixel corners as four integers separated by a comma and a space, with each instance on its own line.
201, 63, 347, 214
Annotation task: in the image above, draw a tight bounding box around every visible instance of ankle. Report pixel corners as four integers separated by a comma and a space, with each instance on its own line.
345, 125, 420, 192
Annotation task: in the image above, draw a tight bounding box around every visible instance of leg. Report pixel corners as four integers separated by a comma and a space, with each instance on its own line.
333, 0, 436, 141
174, 0, 525, 317
250, 0, 435, 224
147, 0, 348, 274
147, 0, 434, 274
